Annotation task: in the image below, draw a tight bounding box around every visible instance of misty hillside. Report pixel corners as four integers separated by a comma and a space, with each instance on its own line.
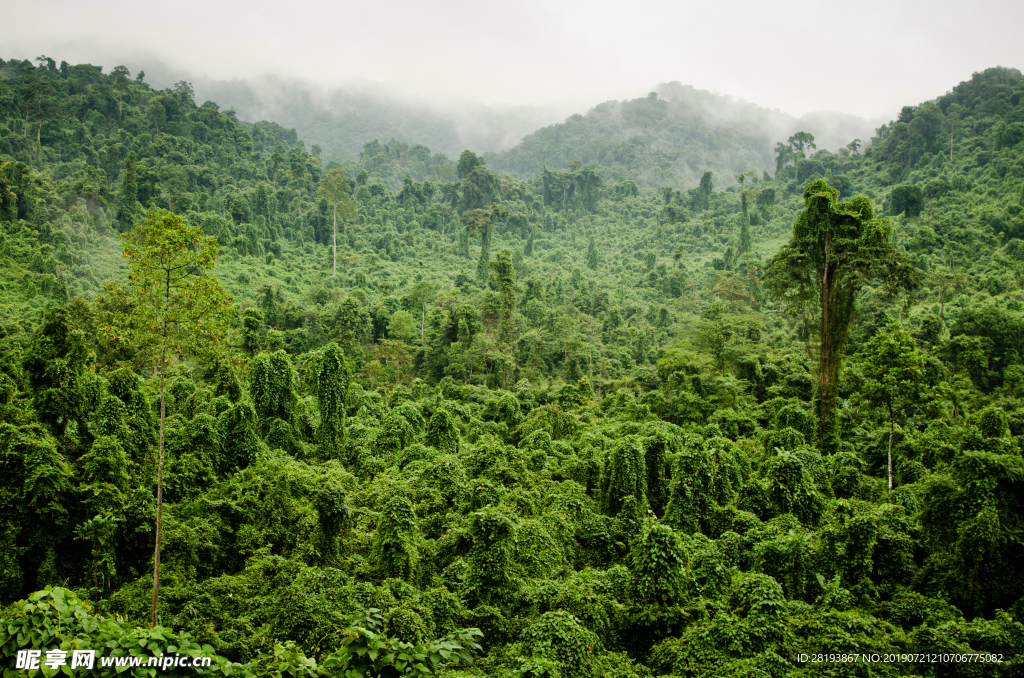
486, 82, 883, 191
192, 75, 563, 164
193, 74, 881, 193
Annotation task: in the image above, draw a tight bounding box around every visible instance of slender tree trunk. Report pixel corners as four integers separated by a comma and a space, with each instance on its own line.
332, 205, 337, 277
817, 240, 840, 454
150, 335, 167, 626
887, 403, 894, 493
421, 305, 425, 342
150, 269, 172, 627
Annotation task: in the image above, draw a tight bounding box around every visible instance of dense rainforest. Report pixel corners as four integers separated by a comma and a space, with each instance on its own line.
1, 55, 1024, 677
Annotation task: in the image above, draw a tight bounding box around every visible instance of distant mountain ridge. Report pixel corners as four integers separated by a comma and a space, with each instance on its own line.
193, 75, 882, 192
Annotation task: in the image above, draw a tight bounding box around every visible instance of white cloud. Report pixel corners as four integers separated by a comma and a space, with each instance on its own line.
3, 0, 1022, 118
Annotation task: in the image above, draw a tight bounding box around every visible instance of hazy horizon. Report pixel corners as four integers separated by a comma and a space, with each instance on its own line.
0, 43, 891, 157
4, 0, 1023, 125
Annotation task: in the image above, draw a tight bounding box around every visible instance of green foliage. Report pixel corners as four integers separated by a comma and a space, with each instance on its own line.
112, 209, 234, 364
850, 323, 928, 491
375, 496, 420, 582
0, 587, 242, 676
518, 611, 600, 678
241, 308, 264, 355
23, 306, 93, 438
921, 452, 1024, 617
220, 402, 262, 471
466, 506, 517, 606
761, 451, 825, 524
629, 518, 686, 608
887, 184, 924, 217
649, 572, 793, 677
0, 423, 70, 600
663, 437, 744, 534
425, 407, 460, 454
313, 480, 351, 565
600, 438, 647, 517
325, 609, 482, 678
304, 343, 351, 459
250, 350, 298, 427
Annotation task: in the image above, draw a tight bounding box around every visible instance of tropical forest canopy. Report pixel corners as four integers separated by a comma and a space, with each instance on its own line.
0, 54, 1024, 677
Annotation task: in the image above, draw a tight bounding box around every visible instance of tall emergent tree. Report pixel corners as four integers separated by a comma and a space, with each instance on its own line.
111, 65, 131, 117
788, 131, 816, 158
318, 168, 356, 277
764, 180, 915, 453
108, 210, 234, 625
774, 142, 795, 173
407, 280, 437, 341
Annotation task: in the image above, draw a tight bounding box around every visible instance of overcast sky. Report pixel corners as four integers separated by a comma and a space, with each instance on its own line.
3, 0, 1023, 120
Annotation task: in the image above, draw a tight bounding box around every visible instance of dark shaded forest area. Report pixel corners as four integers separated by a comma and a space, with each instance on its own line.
1, 56, 1024, 677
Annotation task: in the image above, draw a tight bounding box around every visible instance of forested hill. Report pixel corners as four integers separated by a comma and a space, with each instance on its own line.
484, 83, 882, 191
2, 55, 1024, 678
